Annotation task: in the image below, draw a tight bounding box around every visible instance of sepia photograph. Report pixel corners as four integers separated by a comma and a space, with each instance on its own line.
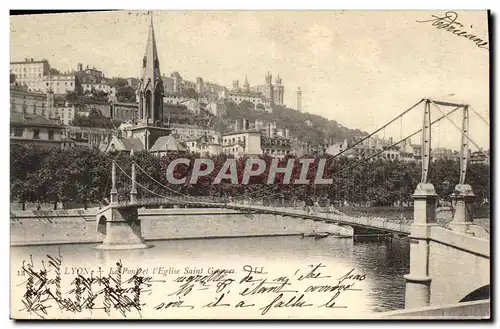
8, 9, 491, 320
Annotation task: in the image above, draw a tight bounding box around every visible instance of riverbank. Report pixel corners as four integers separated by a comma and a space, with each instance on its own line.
10, 208, 353, 247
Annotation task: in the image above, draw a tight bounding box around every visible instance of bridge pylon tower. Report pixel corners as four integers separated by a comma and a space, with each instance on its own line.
404, 98, 486, 309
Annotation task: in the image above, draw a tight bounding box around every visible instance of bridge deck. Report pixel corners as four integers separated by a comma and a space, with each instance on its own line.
96, 199, 411, 234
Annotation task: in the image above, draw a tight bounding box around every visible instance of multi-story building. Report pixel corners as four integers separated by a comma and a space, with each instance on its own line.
39, 74, 77, 94
431, 147, 454, 161
185, 135, 222, 157
10, 112, 70, 149
163, 92, 189, 105
10, 58, 51, 92
169, 123, 220, 142
261, 135, 292, 158
470, 150, 490, 165
82, 82, 116, 95
10, 87, 54, 118
109, 101, 138, 123
65, 126, 114, 149
77, 63, 104, 79
56, 106, 77, 125
222, 129, 262, 158
228, 91, 272, 110
325, 135, 420, 162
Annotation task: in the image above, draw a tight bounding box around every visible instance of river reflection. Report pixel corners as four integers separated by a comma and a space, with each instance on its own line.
10, 235, 409, 318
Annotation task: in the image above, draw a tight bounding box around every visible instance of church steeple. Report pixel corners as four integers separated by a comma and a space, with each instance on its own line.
243, 74, 250, 92
138, 13, 163, 125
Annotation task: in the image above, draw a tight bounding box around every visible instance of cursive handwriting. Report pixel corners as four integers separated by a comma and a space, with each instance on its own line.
15, 256, 368, 318
18, 254, 164, 319
416, 11, 489, 50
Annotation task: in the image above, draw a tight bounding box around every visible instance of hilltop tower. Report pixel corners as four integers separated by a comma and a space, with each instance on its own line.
297, 86, 302, 112
243, 75, 250, 93
131, 14, 170, 150
273, 74, 284, 105
263, 71, 274, 102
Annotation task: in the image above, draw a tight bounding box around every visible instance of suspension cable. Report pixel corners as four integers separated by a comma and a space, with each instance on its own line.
258, 106, 462, 201
429, 100, 489, 158
468, 105, 490, 127
132, 160, 198, 199
115, 162, 188, 203
237, 99, 426, 200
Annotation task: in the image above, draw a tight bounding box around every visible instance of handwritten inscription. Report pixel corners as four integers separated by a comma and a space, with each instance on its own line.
15, 255, 367, 319
417, 11, 489, 50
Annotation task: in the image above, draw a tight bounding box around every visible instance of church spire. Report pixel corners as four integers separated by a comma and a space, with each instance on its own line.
142, 12, 161, 82
138, 12, 164, 125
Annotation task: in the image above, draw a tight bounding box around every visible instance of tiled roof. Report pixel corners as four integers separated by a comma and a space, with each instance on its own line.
149, 135, 186, 152
119, 138, 145, 152
10, 112, 62, 127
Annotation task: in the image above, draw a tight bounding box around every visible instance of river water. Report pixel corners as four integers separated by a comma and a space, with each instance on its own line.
10, 235, 410, 319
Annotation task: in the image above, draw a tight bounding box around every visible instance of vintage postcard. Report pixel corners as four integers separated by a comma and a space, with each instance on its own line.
9, 10, 490, 320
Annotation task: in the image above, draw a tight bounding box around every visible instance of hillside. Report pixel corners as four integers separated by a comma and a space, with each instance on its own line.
220, 100, 367, 145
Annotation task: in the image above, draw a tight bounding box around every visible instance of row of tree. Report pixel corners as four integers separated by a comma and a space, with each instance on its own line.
10, 145, 490, 210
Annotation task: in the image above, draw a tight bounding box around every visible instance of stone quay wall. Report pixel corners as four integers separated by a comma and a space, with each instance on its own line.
10, 208, 353, 246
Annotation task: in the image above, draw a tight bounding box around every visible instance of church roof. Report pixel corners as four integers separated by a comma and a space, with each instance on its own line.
149, 135, 186, 153
105, 135, 145, 153
121, 138, 145, 152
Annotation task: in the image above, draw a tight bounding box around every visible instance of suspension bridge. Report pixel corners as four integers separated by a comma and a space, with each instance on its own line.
95, 97, 488, 247
94, 97, 490, 313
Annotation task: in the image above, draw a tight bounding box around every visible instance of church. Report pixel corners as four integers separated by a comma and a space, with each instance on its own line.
105, 16, 185, 156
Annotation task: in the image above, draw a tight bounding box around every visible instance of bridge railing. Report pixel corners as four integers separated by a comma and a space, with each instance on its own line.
114, 195, 413, 232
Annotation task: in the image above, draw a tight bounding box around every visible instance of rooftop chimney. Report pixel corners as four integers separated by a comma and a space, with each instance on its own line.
242, 118, 249, 130
269, 123, 275, 138
235, 119, 242, 132
284, 128, 290, 139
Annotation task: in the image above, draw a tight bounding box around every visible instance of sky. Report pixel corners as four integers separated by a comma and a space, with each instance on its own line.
10, 10, 490, 150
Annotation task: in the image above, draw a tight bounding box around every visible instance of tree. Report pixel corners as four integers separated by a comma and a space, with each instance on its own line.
66, 91, 79, 104
49, 68, 60, 75
117, 86, 136, 103
108, 77, 128, 88
182, 88, 199, 100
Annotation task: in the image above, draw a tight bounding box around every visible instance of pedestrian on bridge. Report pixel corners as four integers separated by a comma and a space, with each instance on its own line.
305, 197, 314, 215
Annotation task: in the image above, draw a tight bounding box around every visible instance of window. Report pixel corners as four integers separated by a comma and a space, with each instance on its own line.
48, 131, 54, 140
33, 129, 40, 139
13, 127, 23, 137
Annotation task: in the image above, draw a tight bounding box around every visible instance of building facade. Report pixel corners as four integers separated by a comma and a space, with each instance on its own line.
109, 101, 139, 123
222, 129, 262, 157
10, 88, 54, 118
10, 58, 51, 92
10, 112, 69, 149
39, 74, 77, 94
65, 126, 114, 149
169, 123, 220, 142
